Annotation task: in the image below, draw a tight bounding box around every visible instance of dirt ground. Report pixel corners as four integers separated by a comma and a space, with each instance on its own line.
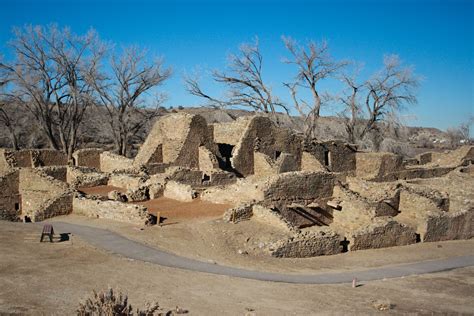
78, 185, 125, 196
137, 197, 231, 224
0, 221, 473, 315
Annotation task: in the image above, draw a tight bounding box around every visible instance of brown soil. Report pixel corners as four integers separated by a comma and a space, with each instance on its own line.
78, 185, 125, 196
1, 221, 473, 315
137, 197, 231, 224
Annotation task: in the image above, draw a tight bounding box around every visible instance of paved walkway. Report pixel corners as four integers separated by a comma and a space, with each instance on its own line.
50, 222, 474, 284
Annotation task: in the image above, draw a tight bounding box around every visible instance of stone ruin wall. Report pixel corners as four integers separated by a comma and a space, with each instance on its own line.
73, 148, 103, 170
262, 171, 336, 208
73, 196, 151, 225
0, 170, 20, 220
303, 141, 357, 173
100, 151, 134, 173
231, 116, 303, 177
18, 168, 70, 218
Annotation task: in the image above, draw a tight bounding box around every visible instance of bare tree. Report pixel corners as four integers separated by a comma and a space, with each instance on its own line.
361, 55, 419, 140
282, 36, 347, 139
185, 38, 287, 122
339, 55, 419, 147
0, 24, 104, 159
338, 63, 365, 143
87, 46, 171, 156
0, 73, 19, 149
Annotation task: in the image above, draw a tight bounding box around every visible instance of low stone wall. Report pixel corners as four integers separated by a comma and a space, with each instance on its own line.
67, 167, 109, 188
349, 220, 417, 251
422, 208, 473, 242
355, 152, 404, 180
73, 197, 152, 225
252, 205, 294, 231
34, 149, 68, 167
73, 148, 103, 170
163, 181, 196, 202
379, 166, 455, 182
27, 193, 73, 222
38, 166, 68, 182
209, 171, 236, 186
270, 231, 342, 258
222, 204, 252, 223
262, 171, 336, 208
108, 174, 146, 191
100, 152, 134, 173
167, 167, 203, 186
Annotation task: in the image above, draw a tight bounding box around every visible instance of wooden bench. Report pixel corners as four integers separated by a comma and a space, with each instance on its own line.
40, 224, 54, 242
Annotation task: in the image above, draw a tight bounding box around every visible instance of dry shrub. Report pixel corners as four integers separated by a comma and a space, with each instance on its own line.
77, 288, 168, 316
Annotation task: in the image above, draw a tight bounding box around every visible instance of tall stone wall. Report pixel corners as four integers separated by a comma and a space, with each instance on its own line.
212, 117, 252, 145
134, 113, 217, 170
0, 170, 20, 220
231, 116, 302, 177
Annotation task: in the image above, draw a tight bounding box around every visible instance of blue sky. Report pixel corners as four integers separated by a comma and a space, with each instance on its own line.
0, 0, 472, 132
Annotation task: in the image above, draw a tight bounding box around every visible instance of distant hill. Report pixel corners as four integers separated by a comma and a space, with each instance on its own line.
0, 103, 459, 158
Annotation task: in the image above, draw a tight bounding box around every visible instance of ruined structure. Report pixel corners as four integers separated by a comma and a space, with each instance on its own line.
0, 112, 472, 258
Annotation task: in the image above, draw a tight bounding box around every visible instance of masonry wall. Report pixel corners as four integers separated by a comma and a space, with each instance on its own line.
212, 117, 251, 145
73, 196, 150, 225
19, 169, 69, 214
262, 171, 336, 208
100, 151, 134, 173
134, 113, 217, 170
31, 193, 73, 222
355, 152, 404, 180
33, 149, 67, 166
231, 116, 302, 177
0, 170, 20, 220
73, 148, 103, 170
304, 141, 357, 173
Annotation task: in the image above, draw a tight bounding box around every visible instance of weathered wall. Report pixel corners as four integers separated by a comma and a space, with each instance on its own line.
212, 117, 252, 145
303, 141, 357, 173
73, 197, 150, 225
38, 166, 68, 182
33, 149, 67, 167
262, 171, 336, 208
30, 193, 73, 222
355, 152, 404, 180
19, 168, 69, 215
67, 167, 109, 188
108, 174, 146, 191
163, 181, 196, 202
73, 148, 103, 170
134, 113, 217, 170
422, 209, 473, 242
198, 146, 220, 174
349, 220, 418, 251
0, 170, 20, 220
231, 116, 303, 177
270, 231, 342, 258
253, 152, 299, 178
300, 151, 327, 172
100, 151, 134, 173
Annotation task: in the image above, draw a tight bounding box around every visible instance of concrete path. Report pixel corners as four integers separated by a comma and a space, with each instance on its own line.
50, 222, 474, 284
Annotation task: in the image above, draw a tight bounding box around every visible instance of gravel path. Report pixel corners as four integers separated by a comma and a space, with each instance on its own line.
50, 221, 474, 284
